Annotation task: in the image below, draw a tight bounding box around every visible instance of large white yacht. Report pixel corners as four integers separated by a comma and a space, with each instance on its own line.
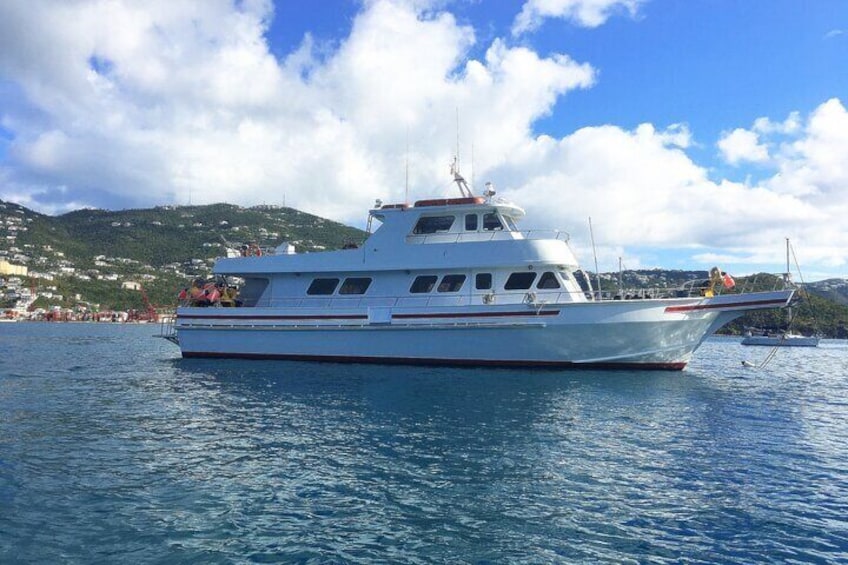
164, 170, 794, 370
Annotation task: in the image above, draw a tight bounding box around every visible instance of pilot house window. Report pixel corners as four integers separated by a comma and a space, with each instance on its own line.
483, 213, 503, 231
536, 272, 561, 289
413, 216, 455, 234
505, 272, 537, 290
475, 273, 492, 290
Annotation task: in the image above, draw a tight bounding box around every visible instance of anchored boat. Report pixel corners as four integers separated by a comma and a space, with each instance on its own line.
162, 169, 794, 369
741, 238, 820, 348
741, 329, 820, 347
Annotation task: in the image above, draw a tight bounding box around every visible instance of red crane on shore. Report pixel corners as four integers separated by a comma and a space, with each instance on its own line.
128, 284, 159, 322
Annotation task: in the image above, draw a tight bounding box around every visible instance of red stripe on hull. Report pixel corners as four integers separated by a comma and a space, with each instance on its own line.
664, 298, 788, 313
179, 313, 368, 321
180, 351, 687, 371
392, 310, 559, 320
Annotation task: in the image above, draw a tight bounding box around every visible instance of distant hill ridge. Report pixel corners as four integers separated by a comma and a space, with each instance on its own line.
0, 199, 366, 266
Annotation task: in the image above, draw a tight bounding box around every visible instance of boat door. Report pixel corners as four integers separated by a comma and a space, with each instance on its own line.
368, 307, 392, 325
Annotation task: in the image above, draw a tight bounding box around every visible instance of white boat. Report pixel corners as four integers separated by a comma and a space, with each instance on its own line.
741, 329, 820, 347
163, 170, 794, 370
740, 238, 820, 348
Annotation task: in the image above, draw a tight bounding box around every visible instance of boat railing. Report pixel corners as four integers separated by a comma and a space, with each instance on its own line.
590, 271, 792, 302
155, 316, 179, 345
408, 230, 570, 245
731, 272, 794, 294
267, 289, 592, 310
200, 272, 793, 312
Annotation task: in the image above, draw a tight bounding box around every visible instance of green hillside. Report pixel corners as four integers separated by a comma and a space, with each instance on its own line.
1, 200, 366, 311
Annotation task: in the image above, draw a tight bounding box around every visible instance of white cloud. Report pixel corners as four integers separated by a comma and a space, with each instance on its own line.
0, 0, 594, 220
500, 123, 819, 251
766, 98, 848, 200
752, 112, 801, 135
0, 0, 846, 277
717, 128, 769, 165
512, 0, 643, 35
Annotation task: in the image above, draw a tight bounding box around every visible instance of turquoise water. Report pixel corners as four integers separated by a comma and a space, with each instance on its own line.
1, 323, 847, 563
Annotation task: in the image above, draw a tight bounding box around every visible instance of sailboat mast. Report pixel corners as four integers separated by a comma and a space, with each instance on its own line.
785, 237, 791, 281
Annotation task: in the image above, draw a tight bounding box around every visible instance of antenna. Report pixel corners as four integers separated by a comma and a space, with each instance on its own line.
455, 107, 460, 173
405, 127, 410, 205
471, 141, 475, 193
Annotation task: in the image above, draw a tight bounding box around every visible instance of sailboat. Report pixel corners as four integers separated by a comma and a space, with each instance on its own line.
741, 238, 820, 347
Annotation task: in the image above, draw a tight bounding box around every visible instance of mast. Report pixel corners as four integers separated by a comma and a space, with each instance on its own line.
618, 257, 623, 296
450, 108, 473, 198
784, 237, 793, 324
589, 217, 601, 300
450, 156, 473, 198
784, 237, 791, 283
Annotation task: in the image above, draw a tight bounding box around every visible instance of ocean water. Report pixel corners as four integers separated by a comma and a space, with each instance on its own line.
1, 323, 847, 564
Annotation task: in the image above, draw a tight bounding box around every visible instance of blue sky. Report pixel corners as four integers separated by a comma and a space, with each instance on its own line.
0, 0, 846, 279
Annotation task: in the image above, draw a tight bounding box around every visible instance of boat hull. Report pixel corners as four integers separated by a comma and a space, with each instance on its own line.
172, 290, 794, 370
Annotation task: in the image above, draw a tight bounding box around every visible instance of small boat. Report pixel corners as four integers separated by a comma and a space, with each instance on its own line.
741, 328, 820, 347
741, 239, 820, 348
161, 165, 796, 370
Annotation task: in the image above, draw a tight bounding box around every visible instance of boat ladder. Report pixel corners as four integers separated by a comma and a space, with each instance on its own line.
155, 317, 179, 345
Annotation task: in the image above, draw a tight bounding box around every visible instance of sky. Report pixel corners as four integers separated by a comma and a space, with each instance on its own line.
0, 0, 846, 280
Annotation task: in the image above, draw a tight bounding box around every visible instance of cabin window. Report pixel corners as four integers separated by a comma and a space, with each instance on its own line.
537, 272, 561, 289
475, 273, 492, 290
505, 272, 537, 290
307, 278, 339, 295
483, 213, 503, 231
465, 214, 478, 231
504, 216, 518, 231
438, 274, 466, 293
339, 277, 372, 295
413, 215, 455, 234
410, 275, 438, 293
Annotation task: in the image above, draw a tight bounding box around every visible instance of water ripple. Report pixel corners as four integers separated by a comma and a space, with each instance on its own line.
1, 326, 847, 562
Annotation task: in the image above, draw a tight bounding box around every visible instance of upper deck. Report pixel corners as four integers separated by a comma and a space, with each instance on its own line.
214, 178, 580, 276
368, 194, 530, 243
